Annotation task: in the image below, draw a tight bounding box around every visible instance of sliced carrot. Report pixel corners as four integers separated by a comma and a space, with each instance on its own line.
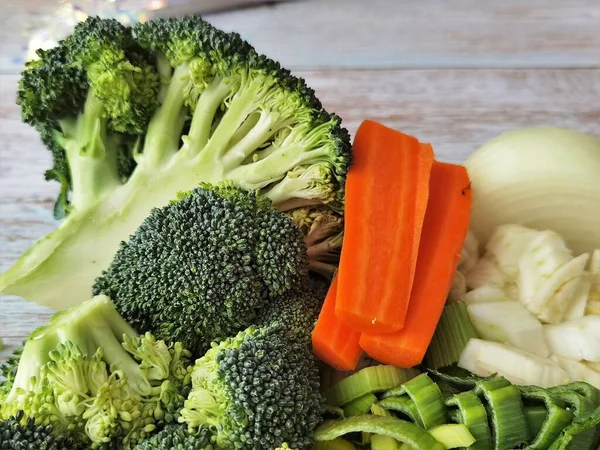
336, 120, 434, 333
359, 161, 472, 368
312, 276, 362, 371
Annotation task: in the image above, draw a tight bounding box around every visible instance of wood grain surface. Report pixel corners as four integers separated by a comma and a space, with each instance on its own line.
1, 0, 600, 364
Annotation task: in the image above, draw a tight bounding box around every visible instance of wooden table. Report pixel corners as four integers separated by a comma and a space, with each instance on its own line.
1, 0, 599, 364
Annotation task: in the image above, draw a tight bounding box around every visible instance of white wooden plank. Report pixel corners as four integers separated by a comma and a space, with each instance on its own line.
1, 67, 599, 364
1, 0, 600, 74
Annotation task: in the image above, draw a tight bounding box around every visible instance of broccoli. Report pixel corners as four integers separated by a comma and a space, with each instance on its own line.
257, 275, 329, 344
179, 324, 325, 450
1, 15, 351, 311
93, 183, 308, 356
0, 411, 86, 450
132, 424, 214, 450
0, 295, 193, 449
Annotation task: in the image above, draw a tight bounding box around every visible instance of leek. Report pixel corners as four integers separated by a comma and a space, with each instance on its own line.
343, 393, 378, 417
446, 391, 492, 450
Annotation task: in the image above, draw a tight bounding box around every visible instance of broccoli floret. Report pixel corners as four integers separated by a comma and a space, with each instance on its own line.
179, 324, 325, 450
289, 206, 344, 278
0, 411, 86, 450
257, 276, 328, 344
133, 424, 214, 450
1, 15, 351, 311
0, 296, 193, 449
93, 183, 308, 356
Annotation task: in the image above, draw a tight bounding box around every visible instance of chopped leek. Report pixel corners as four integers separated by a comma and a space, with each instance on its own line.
382, 373, 448, 429
377, 396, 423, 428
519, 385, 573, 449
314, 438, 356, 450
327, 365, 419, 406
474, 379, 530, 450
425, 302, 478, 370
343, 393, 378, 417
466, 301, 549, 357
428, 424, 476, 449
371, 404, 400, 450
446, 391, 492, 450
524, 405, 548, 439
458, 338, 568, 388
544, 315, 600, 362
313, 416, 446, 450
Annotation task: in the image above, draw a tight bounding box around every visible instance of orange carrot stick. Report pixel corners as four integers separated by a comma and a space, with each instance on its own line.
335, 120, 434, 333
312, 276, 362, 371
359, 161, 472, 368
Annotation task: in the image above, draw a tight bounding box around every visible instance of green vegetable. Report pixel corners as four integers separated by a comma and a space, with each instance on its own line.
525, 405, 548, 439
313, 416, 445, 450
343, 393, 378, 417
377, 397, 423, 428
371, 404, 400, 450
474, 379, 529, 450
519, 385, 573, 449
327, 365, 419, 407
382, 374, 448, 429
93, 183, 308, 355
314, 438, 356, 450
0, 410, 86, 450
428, 424, 476, 448
132, 424, 214, 450
548, 405, 600, 450
446, 391, 492, 450
425, 301, 478, 370
179, 324, 324, 450
1, 15, 351, 310
0, 295, 193, 448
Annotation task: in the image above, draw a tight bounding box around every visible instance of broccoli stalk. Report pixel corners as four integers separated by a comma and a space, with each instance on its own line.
1, 16, 351, 310
0, 295, 193, 448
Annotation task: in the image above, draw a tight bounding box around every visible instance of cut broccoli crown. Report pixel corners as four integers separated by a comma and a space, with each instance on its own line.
0, 411, 86, 450
133, 424, 213, 450
257, 275, 328, 343
180, 324, 325, 450
3, 15, 350, 312
0, 296, 194, 449
93, 183, 308, 356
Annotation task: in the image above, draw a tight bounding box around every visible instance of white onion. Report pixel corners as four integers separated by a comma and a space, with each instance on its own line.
464, 127, 600, 256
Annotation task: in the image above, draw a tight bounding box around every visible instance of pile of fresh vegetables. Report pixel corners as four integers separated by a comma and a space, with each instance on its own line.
1, 14, 599, 450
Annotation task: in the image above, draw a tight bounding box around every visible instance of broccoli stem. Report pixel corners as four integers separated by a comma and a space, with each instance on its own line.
59, 94, 123, 211
142, 63, 189, 167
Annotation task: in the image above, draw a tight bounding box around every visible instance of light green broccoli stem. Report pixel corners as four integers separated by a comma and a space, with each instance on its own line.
57, 94, 123, 211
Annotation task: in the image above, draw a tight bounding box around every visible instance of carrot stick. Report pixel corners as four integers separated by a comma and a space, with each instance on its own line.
359, 161, 472, 368
335, 120, 434, 333
312, 276, 362, 371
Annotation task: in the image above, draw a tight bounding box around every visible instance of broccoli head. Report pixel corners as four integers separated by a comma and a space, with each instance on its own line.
2, 15, 351, 311
132, 424, 214, 450
179, 324, 325, 450
0, 411, 86, 450
93, 183, 308, 356
257, 275, 329, 344
0, 296, 193, 449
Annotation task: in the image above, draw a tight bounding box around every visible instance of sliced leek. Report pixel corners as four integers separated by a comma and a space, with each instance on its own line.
314, 438, 356, 450
371, 404, 400, 450
381, 374, 448, 429
446, 391, 492, 450
343, 393, 378, 417
428, 424, 475, 448
425, 302, 478, 370
377, 396, 423, 428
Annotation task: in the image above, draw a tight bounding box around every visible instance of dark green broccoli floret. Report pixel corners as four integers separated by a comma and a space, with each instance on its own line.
2, 15, 351, 311
133, 424, 214, 450
93, 183, 308, 355
0, 411, 86, 450
179, 324, 325, 450
257, 275, 328, 343
0, 296, 193, 449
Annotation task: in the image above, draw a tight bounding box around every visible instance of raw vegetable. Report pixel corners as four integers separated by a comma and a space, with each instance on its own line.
463, 285, 510, 304
457, 338, 568, 388
464, 127, 600, 256
360, 161, 472, 367
0, 16, 351, 310
326, 365, 419, 407
336, 120, 434, 333
428, 424, 476, 448
377, 396, 423, 427
564, 272, 592, 321
466, 301, 550, 357
484, 224, 538, 281
550, 355, 600, 391
518, 230, 589, 324
445, 391, 492, 450
343, 393, 379, 417
543, 315, 600, 362
458, 230, 480, 274
314, 438, 356, 450
313, 416, 446, 450
448, 271, 467, 303
587, 249, 600, 315
370, 404, 400, 449
464, 257, 506, 292
312, 277, 362, 371
424, 302, 480, 370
